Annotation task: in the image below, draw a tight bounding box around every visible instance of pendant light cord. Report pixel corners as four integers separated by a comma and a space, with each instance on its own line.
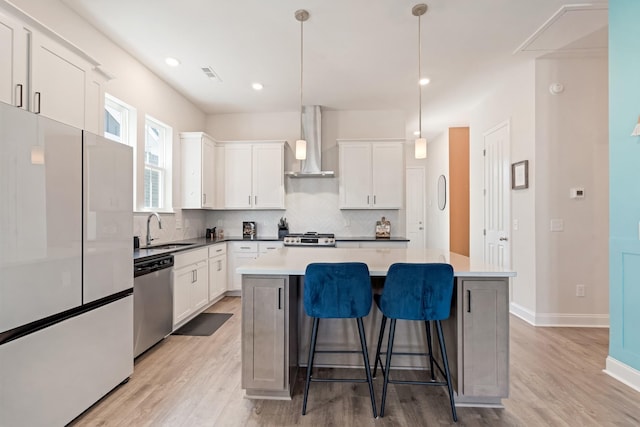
300, 17, 304, 140
418, 13, 422, 139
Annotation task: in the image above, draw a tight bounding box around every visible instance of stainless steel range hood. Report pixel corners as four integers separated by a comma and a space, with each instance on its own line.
285, 105, 335, 178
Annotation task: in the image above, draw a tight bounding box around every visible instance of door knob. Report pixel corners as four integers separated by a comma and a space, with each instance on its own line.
499, 237, 508, 241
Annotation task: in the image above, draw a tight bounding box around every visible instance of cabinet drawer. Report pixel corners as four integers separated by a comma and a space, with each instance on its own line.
258, 242, 283, 253
233, 242, 259, 253
208, 243, 227, 258
173, 247, 208, 269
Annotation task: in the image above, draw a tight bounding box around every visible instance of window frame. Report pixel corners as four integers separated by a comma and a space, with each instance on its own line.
142, 115, 173, 212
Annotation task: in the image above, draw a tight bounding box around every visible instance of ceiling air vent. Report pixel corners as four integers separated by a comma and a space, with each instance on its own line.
201, 66, 222, 82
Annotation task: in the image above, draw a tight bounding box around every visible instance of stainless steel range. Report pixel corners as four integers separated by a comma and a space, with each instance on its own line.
283, 232, 336, 247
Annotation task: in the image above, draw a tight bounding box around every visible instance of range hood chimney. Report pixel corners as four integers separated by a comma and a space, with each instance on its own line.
285, 105, 335, 178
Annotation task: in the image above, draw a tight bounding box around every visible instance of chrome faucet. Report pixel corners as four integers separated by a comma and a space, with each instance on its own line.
146, 212, 162, 247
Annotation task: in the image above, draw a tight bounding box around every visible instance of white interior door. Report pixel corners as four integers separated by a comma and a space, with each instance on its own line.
406, 167, 426, 249
483, 121, 511, 268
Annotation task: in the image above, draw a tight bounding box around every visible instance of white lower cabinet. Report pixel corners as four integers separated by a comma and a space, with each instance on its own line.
208, 243, 227, 302
335, 241, 408, 248
172, 248, 209, 328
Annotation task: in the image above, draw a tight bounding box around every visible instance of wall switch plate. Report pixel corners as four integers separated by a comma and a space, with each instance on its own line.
576, 284, 586, 297
550, 219, 564, 232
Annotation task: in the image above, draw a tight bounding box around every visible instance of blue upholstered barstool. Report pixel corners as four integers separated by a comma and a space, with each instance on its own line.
373, 263, 457, 422
302, 262, 377, 418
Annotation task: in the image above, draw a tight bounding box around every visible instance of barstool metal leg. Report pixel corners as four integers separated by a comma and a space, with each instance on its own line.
373, 315, 387, 378
436, 320, 458, 422
302, 317, 320, 415
380, 318, 396, 418
356, 317, 378, 418
425, 320, 435, 381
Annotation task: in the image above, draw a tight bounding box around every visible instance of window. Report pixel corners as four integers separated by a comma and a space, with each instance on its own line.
144, 116, 172, 210
104, 94, 136, 146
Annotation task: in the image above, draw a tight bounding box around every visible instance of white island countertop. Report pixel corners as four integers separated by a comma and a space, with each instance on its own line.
236, 247, 516, 278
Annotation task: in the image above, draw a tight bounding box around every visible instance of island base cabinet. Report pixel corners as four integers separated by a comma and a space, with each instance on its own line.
457, 278, 509, 404
242, 275, 297, 399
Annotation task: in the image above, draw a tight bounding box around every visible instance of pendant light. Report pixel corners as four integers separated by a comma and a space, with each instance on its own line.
295, 9, 309, 160
413, 4, 428, 159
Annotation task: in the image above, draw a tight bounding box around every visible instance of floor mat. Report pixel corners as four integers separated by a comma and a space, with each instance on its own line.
172, 313, 232, 336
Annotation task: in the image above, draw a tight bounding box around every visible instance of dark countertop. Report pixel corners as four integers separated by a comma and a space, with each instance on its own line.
134, 235, 409, 261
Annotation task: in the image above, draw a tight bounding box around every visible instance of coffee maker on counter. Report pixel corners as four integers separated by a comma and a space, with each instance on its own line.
206, 227, 217, 240
243, 221, 257, 239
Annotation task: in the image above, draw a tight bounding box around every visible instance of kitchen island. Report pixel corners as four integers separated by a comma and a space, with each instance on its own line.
237, 247, 515, 407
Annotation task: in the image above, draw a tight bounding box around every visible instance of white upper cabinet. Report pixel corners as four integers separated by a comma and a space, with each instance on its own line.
0, 4, 108, 133
223, 141, 285, 210
338, 139, 404, 209
0, 10, 28, 108
181, 132, 216, 209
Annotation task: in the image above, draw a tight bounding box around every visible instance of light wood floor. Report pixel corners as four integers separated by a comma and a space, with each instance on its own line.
71, 297, 640, 426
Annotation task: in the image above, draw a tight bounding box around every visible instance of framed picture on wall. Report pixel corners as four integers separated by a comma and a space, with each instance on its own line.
511, 160, 529, 190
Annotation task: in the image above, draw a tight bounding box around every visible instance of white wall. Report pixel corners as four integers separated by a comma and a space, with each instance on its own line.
534, 53, 609, 324
469, 61, 537, 315
11, 0, 210, 243
205, 109, 407, 237
425, 131, 450, 251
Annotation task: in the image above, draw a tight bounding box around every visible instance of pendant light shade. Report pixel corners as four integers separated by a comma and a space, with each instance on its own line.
413, 4, 428, 159
295, 139, 307, 160
295, 9, 309, 160
415, 137, 427, 159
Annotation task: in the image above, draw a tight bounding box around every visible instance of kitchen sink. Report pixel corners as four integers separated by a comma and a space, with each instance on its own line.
147, 243, 196, 250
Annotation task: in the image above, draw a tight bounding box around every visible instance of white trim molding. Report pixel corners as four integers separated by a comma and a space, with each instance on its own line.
510, 303, 609, 327
605, 357, 640, 393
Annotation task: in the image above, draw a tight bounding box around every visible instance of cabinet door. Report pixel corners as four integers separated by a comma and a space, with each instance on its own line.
339, 143, 372, 208
371, 143, 403, 208
202, 138, 215, 208
173, 267, 194, 326
461, 279, 509, 397
229, 252, 259, 291
30, 32, 87, 129
0, 11, 28, 108
252, 144, 284, 209
192, 261, 209, 311
224, 145, 253, 209
242, 276, 286, 391
208, 254, 227, 302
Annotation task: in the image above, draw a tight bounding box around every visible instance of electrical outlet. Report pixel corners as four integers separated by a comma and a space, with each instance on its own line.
576, 284, 586, 297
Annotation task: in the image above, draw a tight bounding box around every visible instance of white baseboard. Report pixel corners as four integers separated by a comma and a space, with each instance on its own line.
509, 302, 536, 325
509, 302, 609, 327
604, 356, 640, 393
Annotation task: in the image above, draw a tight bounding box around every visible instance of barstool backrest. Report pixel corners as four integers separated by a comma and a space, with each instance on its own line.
380, 263, 454, 321
304, 262, 373, 319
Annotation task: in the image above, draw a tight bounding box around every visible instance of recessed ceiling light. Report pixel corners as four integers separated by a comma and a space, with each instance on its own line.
419, 77, 430, 86
252, 82, 264, 91
165, 57, 180, 67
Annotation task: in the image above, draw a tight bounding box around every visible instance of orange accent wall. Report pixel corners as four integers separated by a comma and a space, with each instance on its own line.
449, 127, 470, 256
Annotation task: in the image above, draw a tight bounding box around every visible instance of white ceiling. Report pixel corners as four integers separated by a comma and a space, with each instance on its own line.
62, 0, 608, 137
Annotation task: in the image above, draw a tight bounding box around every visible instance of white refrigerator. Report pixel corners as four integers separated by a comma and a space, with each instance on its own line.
0, 101, 134, 426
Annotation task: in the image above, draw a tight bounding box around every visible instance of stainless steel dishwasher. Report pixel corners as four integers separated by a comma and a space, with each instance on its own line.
133, 254, 174, 358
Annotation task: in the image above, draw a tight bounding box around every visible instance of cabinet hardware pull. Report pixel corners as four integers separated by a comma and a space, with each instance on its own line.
278, 288, 282, 310
254, 195, 257, 205
195, 269, 197, 282
34, 92, 41, 114
203, 193, 206, 204
367, 195, 370, 204
248, 195, 251, 205
240, 246, 251, 250
467, 290, 471, 313
374, 195, 377, 204
499, 237, 508, 241
16, 84, 23, 108
217, 260, 222, 271
216, 249, 222, 252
